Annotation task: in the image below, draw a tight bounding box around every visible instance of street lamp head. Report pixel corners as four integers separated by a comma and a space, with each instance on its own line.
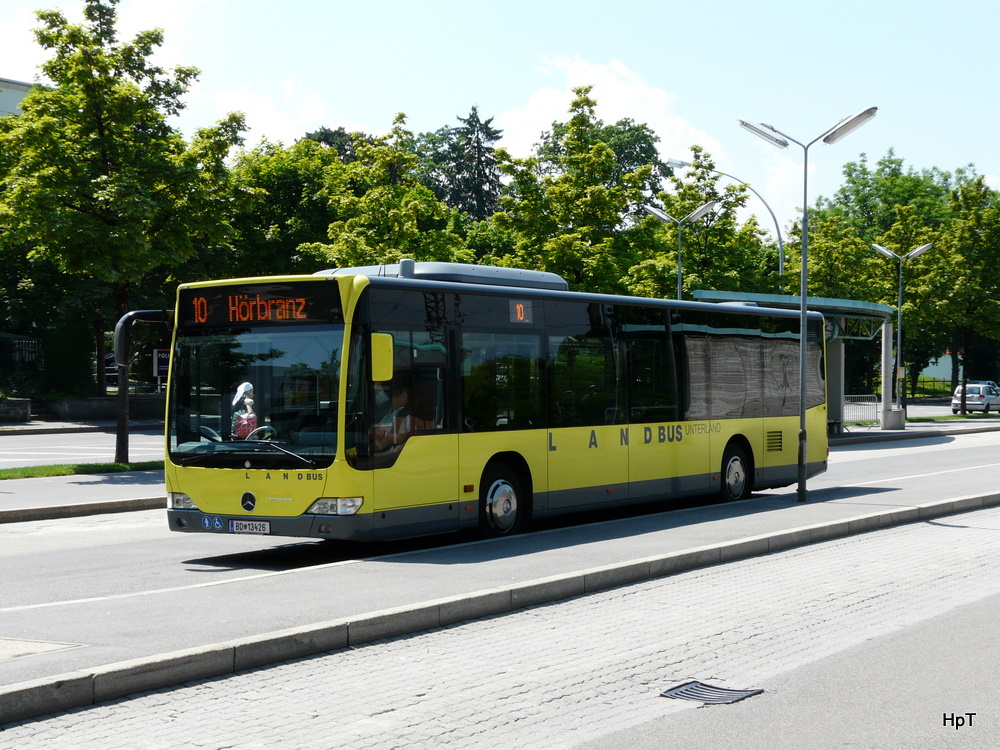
906, 242, 933, 260
872, 243, 899, 260
683, 200, 719, 223
642, 204, 677, 224
739, 120, 789, 149
822, 106, 878, 145
666, 158, 693, 169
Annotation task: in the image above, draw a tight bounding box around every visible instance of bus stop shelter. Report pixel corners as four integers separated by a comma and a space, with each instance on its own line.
693, 291, 895, 432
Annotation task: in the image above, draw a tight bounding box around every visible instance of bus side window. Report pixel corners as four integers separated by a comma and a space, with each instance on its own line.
621, 306, 678, 424
461, 332, 542, 432
546, 302, 623, 428
627, 337, 679, 423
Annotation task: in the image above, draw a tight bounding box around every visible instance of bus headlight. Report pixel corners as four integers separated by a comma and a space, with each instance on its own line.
307, 497, 364, 516
168, 492, 198, 510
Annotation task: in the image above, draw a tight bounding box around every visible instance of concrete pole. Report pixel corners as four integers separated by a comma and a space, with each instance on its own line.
881, 321, 904, 429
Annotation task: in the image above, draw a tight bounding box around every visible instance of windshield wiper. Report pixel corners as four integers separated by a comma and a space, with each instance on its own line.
176, 441, 318, 468
227, 440, 319, 468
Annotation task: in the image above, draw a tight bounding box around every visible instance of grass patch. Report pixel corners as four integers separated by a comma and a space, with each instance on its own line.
909, 413, 994, 422
0, 461, 163, 481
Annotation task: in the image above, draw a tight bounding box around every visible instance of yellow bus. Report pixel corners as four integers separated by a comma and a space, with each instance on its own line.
127, 260, 828, 541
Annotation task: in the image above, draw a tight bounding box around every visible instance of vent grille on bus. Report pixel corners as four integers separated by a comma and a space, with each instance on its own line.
766, 431, 783, 452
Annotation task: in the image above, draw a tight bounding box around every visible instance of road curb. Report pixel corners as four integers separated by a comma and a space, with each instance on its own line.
3, 490, 999, 726
0, 497, 165, 524
0, 423, 163, 437
830, 423, 1000, 445
0, 426, 114, 436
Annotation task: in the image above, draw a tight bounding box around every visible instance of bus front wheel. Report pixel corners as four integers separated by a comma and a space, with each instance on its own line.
721, 443, 752, 502
480, 463, 523, 536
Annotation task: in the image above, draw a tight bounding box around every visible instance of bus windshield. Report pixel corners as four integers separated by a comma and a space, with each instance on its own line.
168, 324, 343, 469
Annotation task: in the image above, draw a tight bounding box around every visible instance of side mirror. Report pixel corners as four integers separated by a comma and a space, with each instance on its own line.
370, 332, 394, 382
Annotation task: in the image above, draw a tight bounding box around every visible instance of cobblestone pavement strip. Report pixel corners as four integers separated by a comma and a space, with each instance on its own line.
3, 506, 1000, 749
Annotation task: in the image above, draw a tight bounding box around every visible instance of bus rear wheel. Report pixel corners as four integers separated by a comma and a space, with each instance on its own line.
480, 462, 524, 536
720, 443, 752, 502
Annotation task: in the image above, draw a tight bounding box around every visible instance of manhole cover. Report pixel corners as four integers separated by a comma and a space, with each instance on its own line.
661, 680, 763, 705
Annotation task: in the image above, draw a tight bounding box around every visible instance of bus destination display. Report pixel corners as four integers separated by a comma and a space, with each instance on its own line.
510, 299, 534, 324
179, 282, 342, 328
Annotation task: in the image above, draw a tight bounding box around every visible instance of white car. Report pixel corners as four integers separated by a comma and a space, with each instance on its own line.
951, 384, 1000, 413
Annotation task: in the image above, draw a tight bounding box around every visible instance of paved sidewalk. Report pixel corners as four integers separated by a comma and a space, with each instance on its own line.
0, 471, 165, 523
4, 504, 998, 748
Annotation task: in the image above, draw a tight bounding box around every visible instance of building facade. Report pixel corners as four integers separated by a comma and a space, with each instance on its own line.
0, 77, 31, 116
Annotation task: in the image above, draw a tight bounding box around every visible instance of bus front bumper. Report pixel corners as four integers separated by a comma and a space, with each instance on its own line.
166, 509, 374, 541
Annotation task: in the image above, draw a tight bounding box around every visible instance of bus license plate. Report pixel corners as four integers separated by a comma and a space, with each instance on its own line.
229, 519, 270, 535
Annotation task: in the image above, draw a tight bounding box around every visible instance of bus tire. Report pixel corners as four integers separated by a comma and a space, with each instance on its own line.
480, 462, 524, 536
720, 443, 752, 502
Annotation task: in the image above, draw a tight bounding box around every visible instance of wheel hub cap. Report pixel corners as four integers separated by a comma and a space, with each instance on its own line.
486, 480, 517, 532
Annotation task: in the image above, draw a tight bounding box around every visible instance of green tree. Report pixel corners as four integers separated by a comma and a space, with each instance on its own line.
935, 177, 1000, 391
872, 210, 943, 399
302, 125, 371, 163
409, 124, 452, 204
491, 86, 654, 293
224, 138, 347, 278
447, 107, 503, 220
807, 151, 1000, 396
802, 213, 883, 301
0, 0, 246, 323
813, 150, 957, 242
630, 145, 778, 298
411, 107, 504, 221
535, 112, 671, 200
0, 0, 246, 459
299, 115, 469, 268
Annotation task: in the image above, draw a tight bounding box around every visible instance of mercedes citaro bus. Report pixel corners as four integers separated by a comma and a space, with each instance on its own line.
115, 260, 827, 542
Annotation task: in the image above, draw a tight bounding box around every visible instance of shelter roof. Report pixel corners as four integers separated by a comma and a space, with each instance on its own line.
693, 291, 893, 340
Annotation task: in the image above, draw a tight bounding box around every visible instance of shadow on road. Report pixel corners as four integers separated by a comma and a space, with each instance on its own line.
180, 483, 899, 573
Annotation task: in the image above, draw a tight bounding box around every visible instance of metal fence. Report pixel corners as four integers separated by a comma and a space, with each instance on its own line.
0, 332, 43, 390
844, 394, 880, 424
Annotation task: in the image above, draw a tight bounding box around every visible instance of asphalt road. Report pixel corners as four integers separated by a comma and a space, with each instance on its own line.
0, 429, 163, 468
3, 427, 1000, 725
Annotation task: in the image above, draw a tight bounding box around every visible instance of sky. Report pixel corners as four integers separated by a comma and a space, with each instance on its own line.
2, 0, 998, 237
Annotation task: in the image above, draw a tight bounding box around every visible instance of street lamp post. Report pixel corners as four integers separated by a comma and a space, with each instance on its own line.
666, 159, 785, 281
643, 200, 719, 299
872, 242, 934, 411
739, 107, 877, 502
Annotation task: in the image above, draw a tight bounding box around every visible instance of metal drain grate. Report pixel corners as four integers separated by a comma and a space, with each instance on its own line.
660, 680, 763, 705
